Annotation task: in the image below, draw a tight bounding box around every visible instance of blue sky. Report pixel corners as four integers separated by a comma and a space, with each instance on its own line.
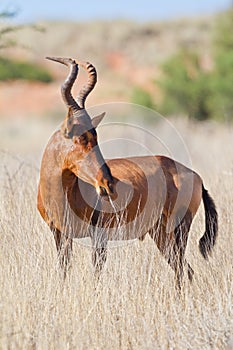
4, 0, 232, 23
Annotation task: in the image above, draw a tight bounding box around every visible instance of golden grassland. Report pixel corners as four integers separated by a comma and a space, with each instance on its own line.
0, 118, 232, 349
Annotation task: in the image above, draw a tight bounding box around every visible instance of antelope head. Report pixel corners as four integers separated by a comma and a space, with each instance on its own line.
46, 56, 115, 197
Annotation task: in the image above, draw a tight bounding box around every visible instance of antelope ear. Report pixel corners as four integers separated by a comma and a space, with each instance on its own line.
91, 112, 106, 128
61, 107, 73, 138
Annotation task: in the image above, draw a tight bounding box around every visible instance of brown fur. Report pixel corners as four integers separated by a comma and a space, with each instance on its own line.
38, 57, 218, 288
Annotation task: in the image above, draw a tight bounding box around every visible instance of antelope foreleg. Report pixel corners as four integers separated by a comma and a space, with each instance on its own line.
53, 228, 73, 278
90, 228, 108, 277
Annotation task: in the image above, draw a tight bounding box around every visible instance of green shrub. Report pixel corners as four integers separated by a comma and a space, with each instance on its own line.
0, 57, 53, 82
210, 8, 233, 120
158, 7, 233, 121
213, 7, 233, 55
131, 86, 154, 109
158, 50, 213, 120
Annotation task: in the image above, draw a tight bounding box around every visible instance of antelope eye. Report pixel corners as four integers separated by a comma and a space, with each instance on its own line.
73, 134, 88, 145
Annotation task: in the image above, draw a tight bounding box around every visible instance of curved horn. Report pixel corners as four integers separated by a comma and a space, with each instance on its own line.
76, 61, 97, 109
46, 56, 81, 112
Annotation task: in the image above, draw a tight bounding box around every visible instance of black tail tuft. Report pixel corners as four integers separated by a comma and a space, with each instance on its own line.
199, 185, 218, 259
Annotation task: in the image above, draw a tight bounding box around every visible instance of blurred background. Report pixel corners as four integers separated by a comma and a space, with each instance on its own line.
0, 0, 232, 178
0, 0, 232, 116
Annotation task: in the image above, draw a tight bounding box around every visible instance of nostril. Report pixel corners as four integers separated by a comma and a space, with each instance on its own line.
108, 183, 114, 194
99, 186, 108, 196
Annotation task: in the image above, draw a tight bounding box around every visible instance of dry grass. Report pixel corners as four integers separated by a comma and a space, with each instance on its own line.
0, 118, 232, 349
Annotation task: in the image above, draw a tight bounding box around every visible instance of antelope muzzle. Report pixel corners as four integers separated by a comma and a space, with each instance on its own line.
96, 165, 115, 198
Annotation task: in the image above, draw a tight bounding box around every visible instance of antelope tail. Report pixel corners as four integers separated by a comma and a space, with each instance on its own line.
199, 185, 218, 259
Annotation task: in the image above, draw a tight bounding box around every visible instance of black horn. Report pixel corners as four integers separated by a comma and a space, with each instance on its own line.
46, 56, 81, 112
76, 61, 97, 109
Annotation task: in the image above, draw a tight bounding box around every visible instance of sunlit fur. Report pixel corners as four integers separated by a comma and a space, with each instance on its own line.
37, 58, 218, 288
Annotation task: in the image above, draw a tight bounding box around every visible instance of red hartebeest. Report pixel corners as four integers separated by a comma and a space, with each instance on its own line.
37, 57, 218, 288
